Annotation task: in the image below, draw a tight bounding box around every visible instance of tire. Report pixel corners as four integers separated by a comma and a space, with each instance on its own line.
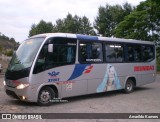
38, 87, 55, 106
124, 79, 134, 93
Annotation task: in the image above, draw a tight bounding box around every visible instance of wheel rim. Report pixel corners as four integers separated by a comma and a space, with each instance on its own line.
39, 90, 51, 104
126, 82, 132, 91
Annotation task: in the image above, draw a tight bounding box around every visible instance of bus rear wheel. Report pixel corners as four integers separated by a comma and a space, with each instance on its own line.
38, 86, 55, 106
124, 79, 134, 93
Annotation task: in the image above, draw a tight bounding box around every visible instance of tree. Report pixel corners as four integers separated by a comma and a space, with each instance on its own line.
52, 19, 65, 32
115, 0, 160, 42
94, 2, 134, 37
9, 37, 15, 42
5, 50, 13, 56
29, 24, 37, 37
80, 16, 95, 35
29, 20, 53, 37
53, 13, 95, 35
63, 14, 78, 33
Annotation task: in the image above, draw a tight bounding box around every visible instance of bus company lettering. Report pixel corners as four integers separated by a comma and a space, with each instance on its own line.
134, 66, 154, 72
48, 71, 60, 82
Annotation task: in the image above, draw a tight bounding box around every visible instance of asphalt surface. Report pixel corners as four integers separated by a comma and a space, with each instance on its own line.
0, 74, 160, 122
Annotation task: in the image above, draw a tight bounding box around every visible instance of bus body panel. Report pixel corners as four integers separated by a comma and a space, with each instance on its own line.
30, 62, 155, 99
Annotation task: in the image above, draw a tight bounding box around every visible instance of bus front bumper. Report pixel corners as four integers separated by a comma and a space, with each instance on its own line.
4, 85, 38, 103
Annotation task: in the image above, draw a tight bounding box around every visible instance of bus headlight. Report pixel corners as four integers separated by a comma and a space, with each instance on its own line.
16, 83, 29, 89
3, 81, 6, 86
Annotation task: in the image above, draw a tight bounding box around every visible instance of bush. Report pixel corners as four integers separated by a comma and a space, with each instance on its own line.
5, 50, 13, 56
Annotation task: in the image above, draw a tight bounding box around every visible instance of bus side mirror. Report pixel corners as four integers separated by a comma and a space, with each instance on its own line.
48, 44, 53, 53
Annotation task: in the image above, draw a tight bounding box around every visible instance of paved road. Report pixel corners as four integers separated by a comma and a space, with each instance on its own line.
0, 74, 160, 122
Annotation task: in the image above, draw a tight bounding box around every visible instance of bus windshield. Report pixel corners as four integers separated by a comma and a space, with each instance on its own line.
8, 37, 45, 71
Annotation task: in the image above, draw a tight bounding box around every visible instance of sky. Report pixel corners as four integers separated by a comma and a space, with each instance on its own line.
0, 0, 146, 42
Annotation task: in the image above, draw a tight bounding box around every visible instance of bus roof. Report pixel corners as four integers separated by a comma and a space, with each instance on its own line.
30, 33, 155, 45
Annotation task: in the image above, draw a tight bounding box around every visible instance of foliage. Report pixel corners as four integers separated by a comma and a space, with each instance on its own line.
29, 14, 95, 36
94, 2, 134, 37
53, 13, 95, 35
0, 32, 17, 55
0, 32, 16, 42
115, 0, 160, 42
0, 45, 2, 52
29, 20, 53, 37
5, 50, 13, 56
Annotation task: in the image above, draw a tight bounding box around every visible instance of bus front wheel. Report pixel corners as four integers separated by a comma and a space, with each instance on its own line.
38, 86, 55, 106
124, 79, 134, 93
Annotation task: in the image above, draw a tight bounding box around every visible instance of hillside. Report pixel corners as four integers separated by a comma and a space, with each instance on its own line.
0, 33, 19, 56
0, 38, 16, 49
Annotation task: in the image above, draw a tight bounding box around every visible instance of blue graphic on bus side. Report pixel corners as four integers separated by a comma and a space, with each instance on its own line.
68, 64, 91, 81
48, 71, 60, 77
48, 71, 60, 82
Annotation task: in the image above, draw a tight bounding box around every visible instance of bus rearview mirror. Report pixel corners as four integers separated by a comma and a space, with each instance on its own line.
48, 44, 53, 53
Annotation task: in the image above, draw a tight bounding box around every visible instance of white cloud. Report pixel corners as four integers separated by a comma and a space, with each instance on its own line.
0, 0, 145, 42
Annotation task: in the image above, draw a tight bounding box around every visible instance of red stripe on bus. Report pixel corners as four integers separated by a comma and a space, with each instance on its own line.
134, 66, 154, 72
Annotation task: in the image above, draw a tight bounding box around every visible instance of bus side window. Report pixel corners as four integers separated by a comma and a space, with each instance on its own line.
127, 46, 134, 62
67, 47, 76, 63
80, 43, 87, 62
33, 45, 48, 73
115, 44, 123, 62
79, 41, 103, 63
33, 38, 76, 74
142, 45, 154, 62
105, 44, 116, 62
134, 45, 142, 62
45, 44, 76, 68
105, 43, 124, 62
